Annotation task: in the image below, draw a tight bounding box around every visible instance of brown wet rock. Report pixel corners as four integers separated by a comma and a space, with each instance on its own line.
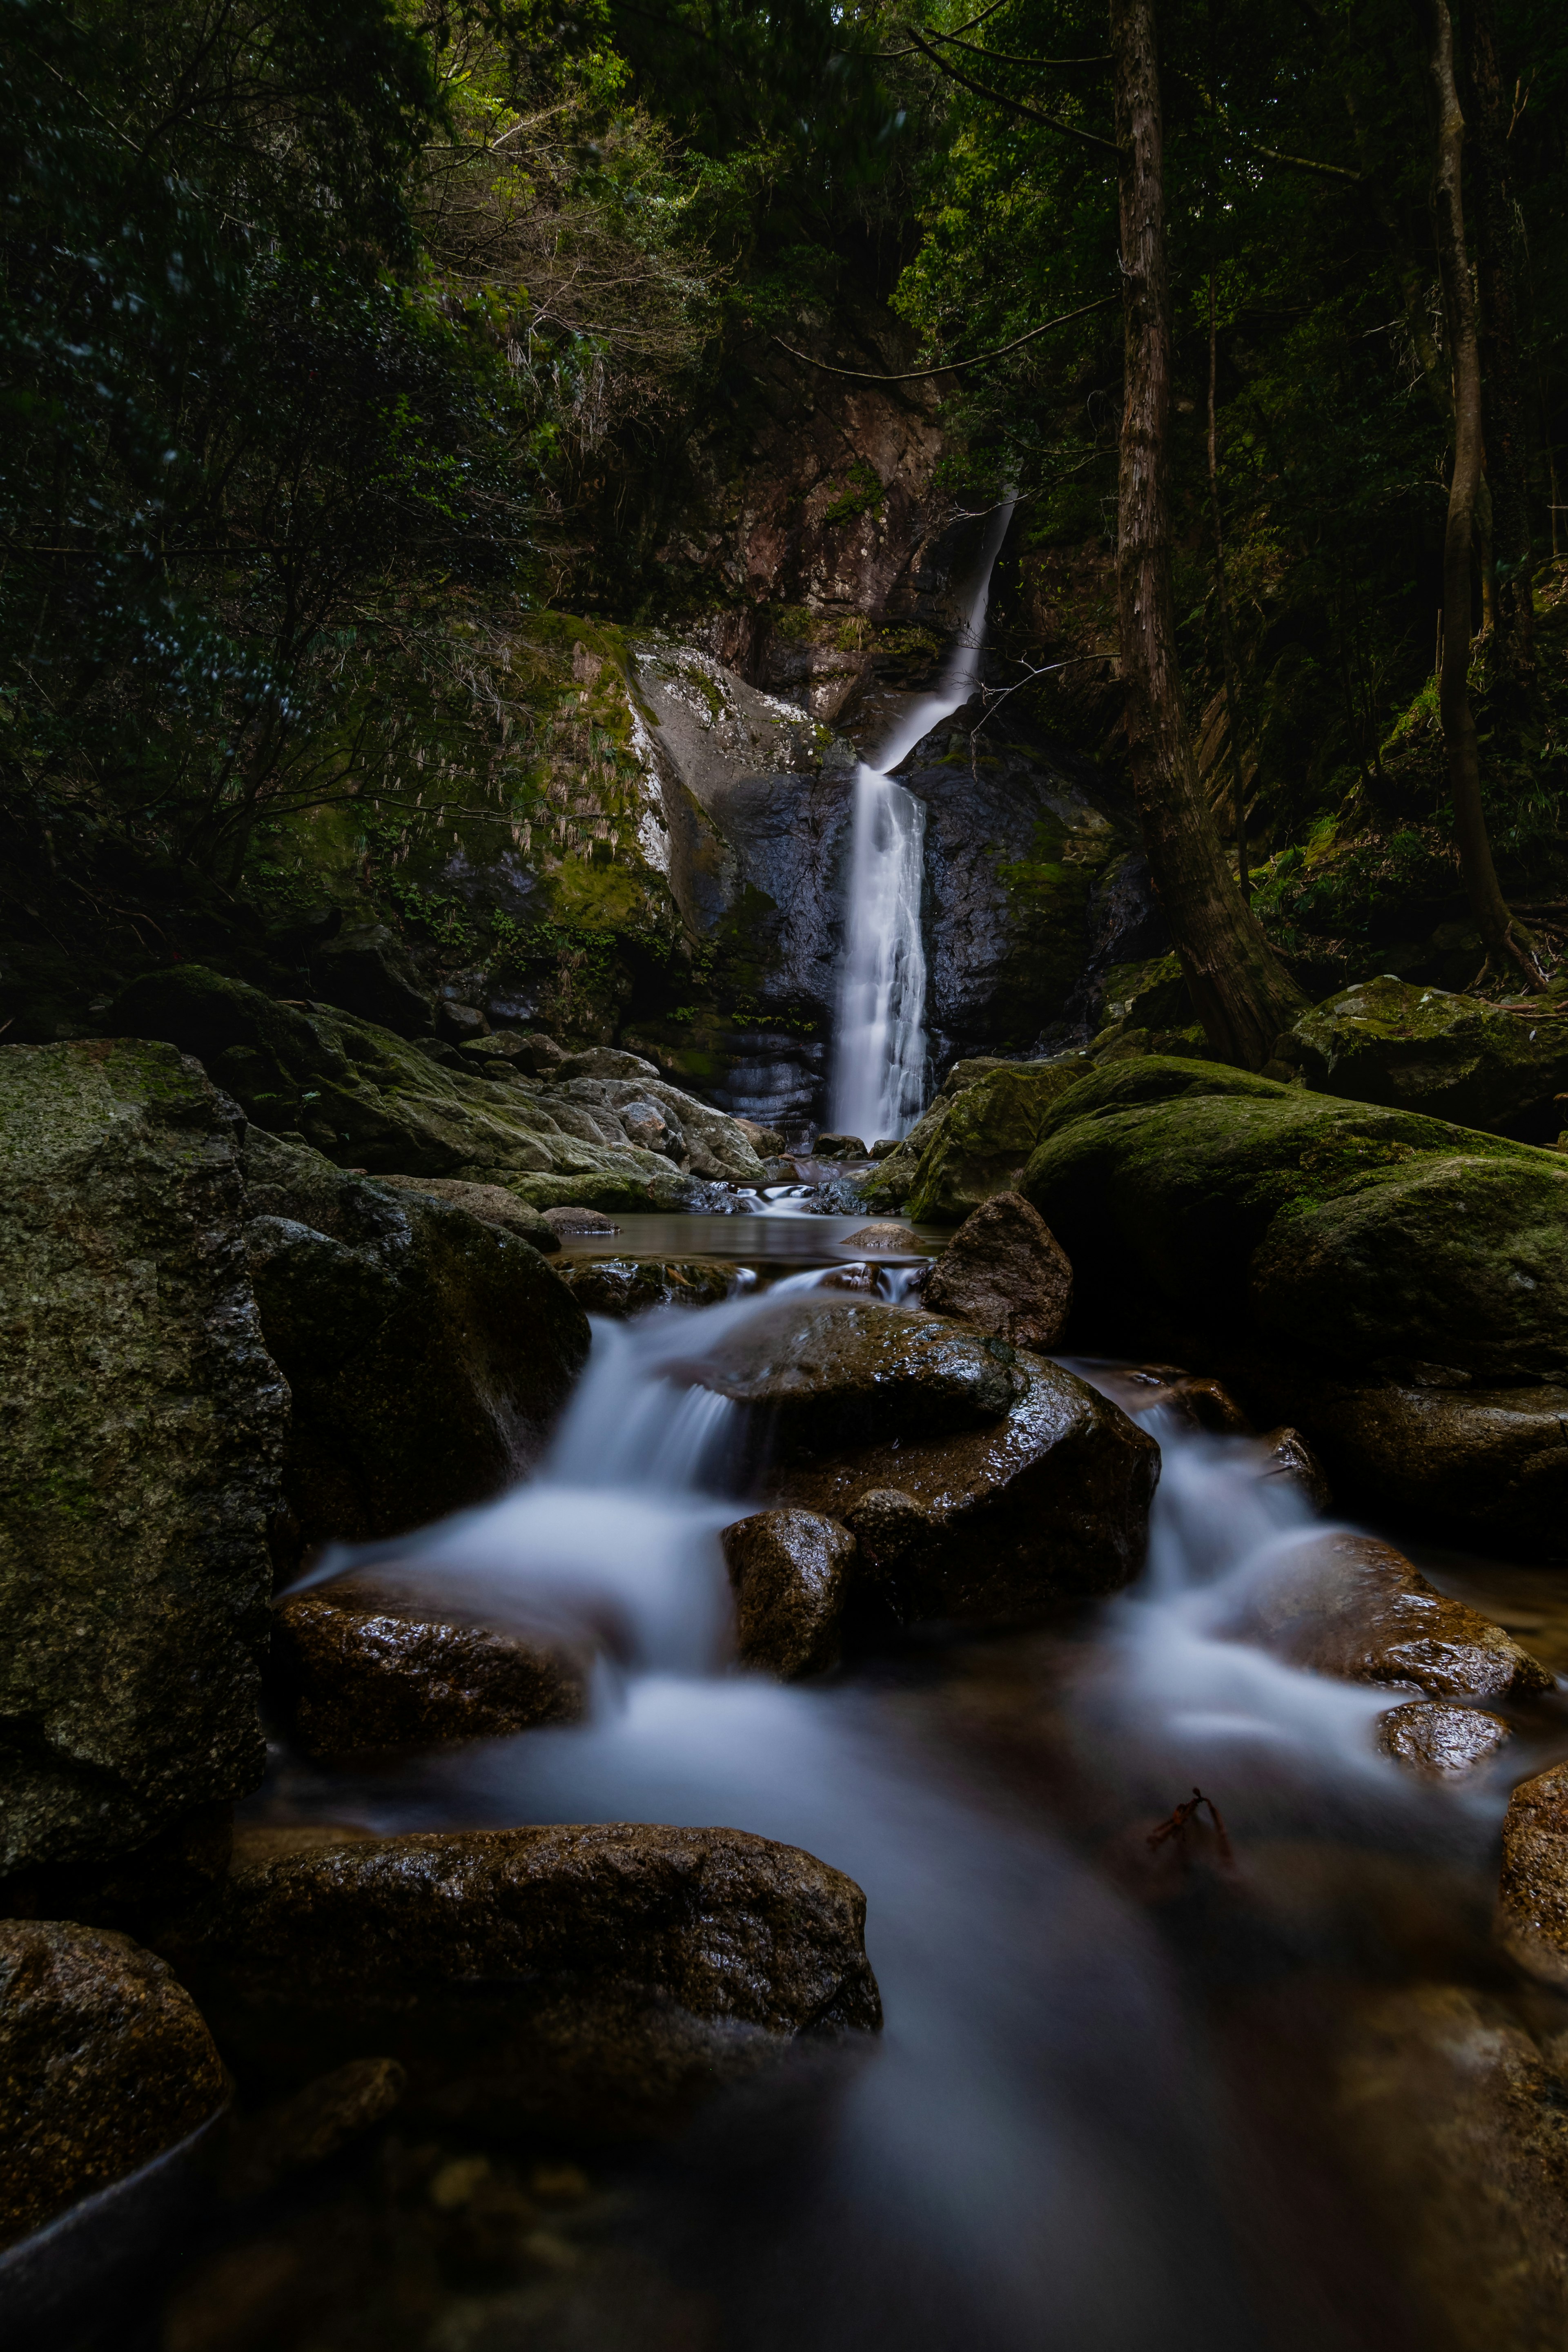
221, 2057, 406, 2202
842, 1222, 923, 1251
542, 1204, 620, 1235
1101, 1362, 1253, 1433
1333, 1983, 1568, 2350
368, 1175, 559, 1250
156, 1824, 882, 2135
1220, 1532, 1553, 1701
920, 1191, 1073, 1352
842, 1489, 935, 1599
554, 1258, 734, 1317
1254, 1378, 1568, 1563
687, 1298, 1022, 1463
270, 1590, 586, 1760
811, 1133, 866, 1160
721, 1510, 857, 1679
1257, 1424, 1332, 1512
1376, 1700, 1512, 1779
769, 1355, 1158, 1623
0, 1919, 227, 2247
1498, 1762, 1568, 1987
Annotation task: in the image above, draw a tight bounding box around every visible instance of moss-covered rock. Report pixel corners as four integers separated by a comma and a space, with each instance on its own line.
242, 1131, 590, 1551
0, 1040, 287, 1874
1286, 975, 1568, 1139
1022, 1056, 1568, 1553
864, 1059, 1093, 1222
1024, 1058, 1568, 1384
104, 964, 720, 1210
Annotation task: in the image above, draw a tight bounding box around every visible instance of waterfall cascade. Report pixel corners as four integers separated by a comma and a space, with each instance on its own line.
829, 497, 1017, 1143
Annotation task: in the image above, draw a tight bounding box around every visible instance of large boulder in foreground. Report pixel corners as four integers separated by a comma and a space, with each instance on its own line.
0, 1041, 286, 1874
159, 1824, 881, 2134
1287, 975, 1568, 1141
242, 1131, 589, 1552
1021, 1057, 1568, 1553
766, 1355, 1158, 1623
921, 1190, 1072, 1351
0, 1920, 226, 2247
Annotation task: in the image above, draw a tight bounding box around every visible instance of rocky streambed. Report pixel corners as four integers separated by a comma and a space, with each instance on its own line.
6, 1030, 1568, 2350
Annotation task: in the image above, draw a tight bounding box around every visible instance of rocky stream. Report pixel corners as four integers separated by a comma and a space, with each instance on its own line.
9, 551, 1568, 2352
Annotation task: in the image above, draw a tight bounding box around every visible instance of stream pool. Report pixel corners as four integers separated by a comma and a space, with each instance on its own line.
152, 1216, 1568, 2352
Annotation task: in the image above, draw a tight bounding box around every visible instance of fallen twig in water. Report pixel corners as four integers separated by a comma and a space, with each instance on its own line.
1147, 1787, 1234, 1865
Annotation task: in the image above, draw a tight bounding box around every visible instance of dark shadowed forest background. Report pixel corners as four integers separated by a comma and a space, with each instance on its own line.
4, 0, 1568, 1066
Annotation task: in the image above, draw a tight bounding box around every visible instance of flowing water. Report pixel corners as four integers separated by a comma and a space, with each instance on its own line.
829, 499, 1017, 1144
231, 1248, 1568, 2352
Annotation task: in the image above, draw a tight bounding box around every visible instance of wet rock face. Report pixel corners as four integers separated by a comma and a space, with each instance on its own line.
0, 1920, 226, 2247
1498, 1763, 1568, 1987
921, 1191, 1072, 1352
1256, 1425, 1333, 1514
1289, 975, 1568, 1141
901, 702, 1127, 1061
242, 1130, 589, 1553
1217, 1533, 1552, 1702
159, 1824, 882, 2135
270, 1588, 586, 1759
690, 1298, 1022, 1463
1376, 1700, 1510, 1779
1270, 1380, 1568, 1560
0, 1040, 286, 1874
722, 1510, 857, 1678
1332, 1982, 1568, 2352
769, 1356, 1158, 1622
554, 1257, 735, 1317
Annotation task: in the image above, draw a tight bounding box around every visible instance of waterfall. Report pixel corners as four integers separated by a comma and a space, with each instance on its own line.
829, 496, 1017, 1144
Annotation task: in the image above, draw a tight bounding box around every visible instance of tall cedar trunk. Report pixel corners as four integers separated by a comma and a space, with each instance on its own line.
1468, 0, 1537, 700
1427, 0, 1525, 972
1207, 278, 1248, 899
1109, 0, 1305, 1065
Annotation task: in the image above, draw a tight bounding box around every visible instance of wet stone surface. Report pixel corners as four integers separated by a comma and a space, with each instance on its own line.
0, 1919, 227, 2247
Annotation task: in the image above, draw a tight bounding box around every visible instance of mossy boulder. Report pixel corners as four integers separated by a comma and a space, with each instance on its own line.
864, 1059, 1093, 1223
242, 1131, 590, 1552
0, 1041, 287, 1875
1286, 975, 1568, 1139
1022, 1056, 1568, 1554
105, 964, 698, 1210
1022, 1055, 1568, 1385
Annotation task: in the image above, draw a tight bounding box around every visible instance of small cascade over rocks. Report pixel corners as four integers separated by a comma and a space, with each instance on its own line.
831, 499, 1016, 1143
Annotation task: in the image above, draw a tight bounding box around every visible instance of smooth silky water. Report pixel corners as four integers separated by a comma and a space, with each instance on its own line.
240, 1242, 1568, 2352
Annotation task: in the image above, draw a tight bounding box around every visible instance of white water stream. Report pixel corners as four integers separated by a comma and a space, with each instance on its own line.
829, 499, 1017, 1144
290, 1268, 1514, 2350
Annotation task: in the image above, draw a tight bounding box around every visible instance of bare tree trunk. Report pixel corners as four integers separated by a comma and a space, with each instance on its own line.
1207, 277, 1249, 901
1468, 0, 1538, 704
1110, 0, 1305, 1065
1427, 0, 1536, 982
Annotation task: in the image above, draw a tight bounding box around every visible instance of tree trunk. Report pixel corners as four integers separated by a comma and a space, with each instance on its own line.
1468, 0, 1537, 704
1207, 277, 1249, 902
1110, 0, 1305, 1065
1427, 0, 1532, 979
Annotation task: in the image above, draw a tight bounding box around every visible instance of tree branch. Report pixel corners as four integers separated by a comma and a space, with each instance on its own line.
772, 293, 1118, 383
